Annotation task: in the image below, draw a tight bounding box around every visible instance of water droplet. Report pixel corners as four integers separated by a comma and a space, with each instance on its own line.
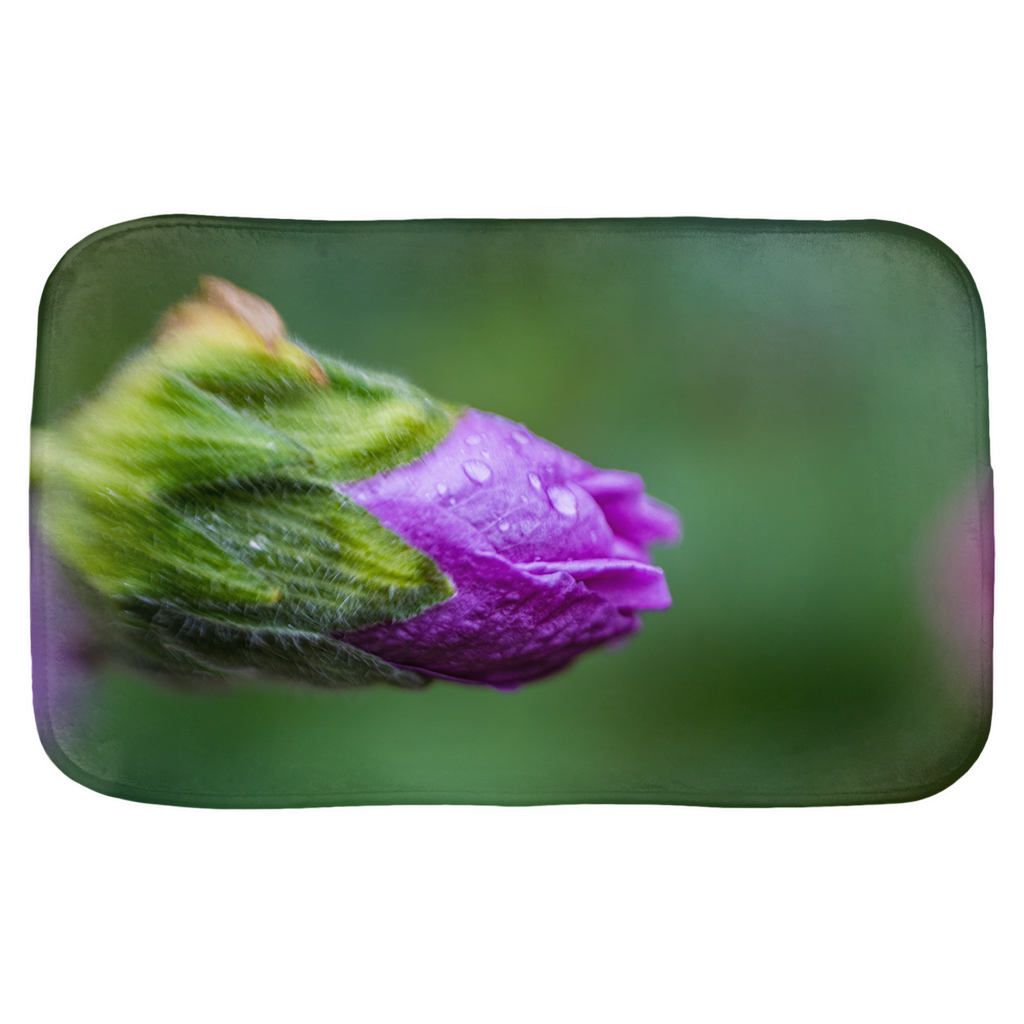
466, 434, 482, 446
463, 460, 492, 483
512, 431, 530, 445
436, 483, 448, 495
528, 472, 542, 490
498, 521, 510, 532
547, 485, 578, 517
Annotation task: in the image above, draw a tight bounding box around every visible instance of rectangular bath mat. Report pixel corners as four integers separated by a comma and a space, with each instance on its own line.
30, 216, 992, 807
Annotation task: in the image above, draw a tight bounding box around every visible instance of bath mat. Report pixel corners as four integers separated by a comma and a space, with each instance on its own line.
30, 216, 992, 807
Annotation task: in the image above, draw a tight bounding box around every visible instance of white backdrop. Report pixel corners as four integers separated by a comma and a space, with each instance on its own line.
3, 3, 1020, 1021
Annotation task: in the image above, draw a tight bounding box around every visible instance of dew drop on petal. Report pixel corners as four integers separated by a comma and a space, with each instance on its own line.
463, 460, 492, 484
547, 485, 578, 517
528, 472, 543, 490
436, 483, 448, 495
512, 431, 530, 445
498, 521, 510, 532
466, 434, 482, 446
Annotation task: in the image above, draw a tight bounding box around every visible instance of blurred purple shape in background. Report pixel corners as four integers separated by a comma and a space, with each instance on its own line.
921, 469, 994, 696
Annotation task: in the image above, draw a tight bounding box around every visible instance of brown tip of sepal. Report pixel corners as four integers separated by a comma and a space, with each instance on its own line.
156, 277, 329, 387
198, 276, 287, 348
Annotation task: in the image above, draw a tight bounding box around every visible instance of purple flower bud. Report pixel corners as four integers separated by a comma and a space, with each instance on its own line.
337, 409, 681, 686
32, 278, 680, 691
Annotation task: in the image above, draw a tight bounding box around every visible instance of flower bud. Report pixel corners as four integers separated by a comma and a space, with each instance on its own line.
31, 279, 680, 688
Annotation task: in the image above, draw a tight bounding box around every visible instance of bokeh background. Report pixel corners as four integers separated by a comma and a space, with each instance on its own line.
32, 216, 991, 805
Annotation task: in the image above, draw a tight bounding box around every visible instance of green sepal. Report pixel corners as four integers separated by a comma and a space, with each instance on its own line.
31, 278, 459, 687
170, 478, 451, 632
37, 485, 282, 608
251, 359, 460, 484
108, 598, 429, 690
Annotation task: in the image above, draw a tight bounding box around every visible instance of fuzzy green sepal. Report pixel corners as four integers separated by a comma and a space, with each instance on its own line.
31, 278, 458, 687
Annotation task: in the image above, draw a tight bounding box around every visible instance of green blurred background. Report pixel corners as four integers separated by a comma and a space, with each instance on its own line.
32, 217, 990, 806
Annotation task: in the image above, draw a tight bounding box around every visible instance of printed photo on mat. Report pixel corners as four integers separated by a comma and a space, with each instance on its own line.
30, 217, 992, 807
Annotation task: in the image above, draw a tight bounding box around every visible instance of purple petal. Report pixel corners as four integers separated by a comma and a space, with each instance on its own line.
577, 469, 683, 550
521, 559, 672, 609
337, 498, 640, 685
337, 409, 680, 685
